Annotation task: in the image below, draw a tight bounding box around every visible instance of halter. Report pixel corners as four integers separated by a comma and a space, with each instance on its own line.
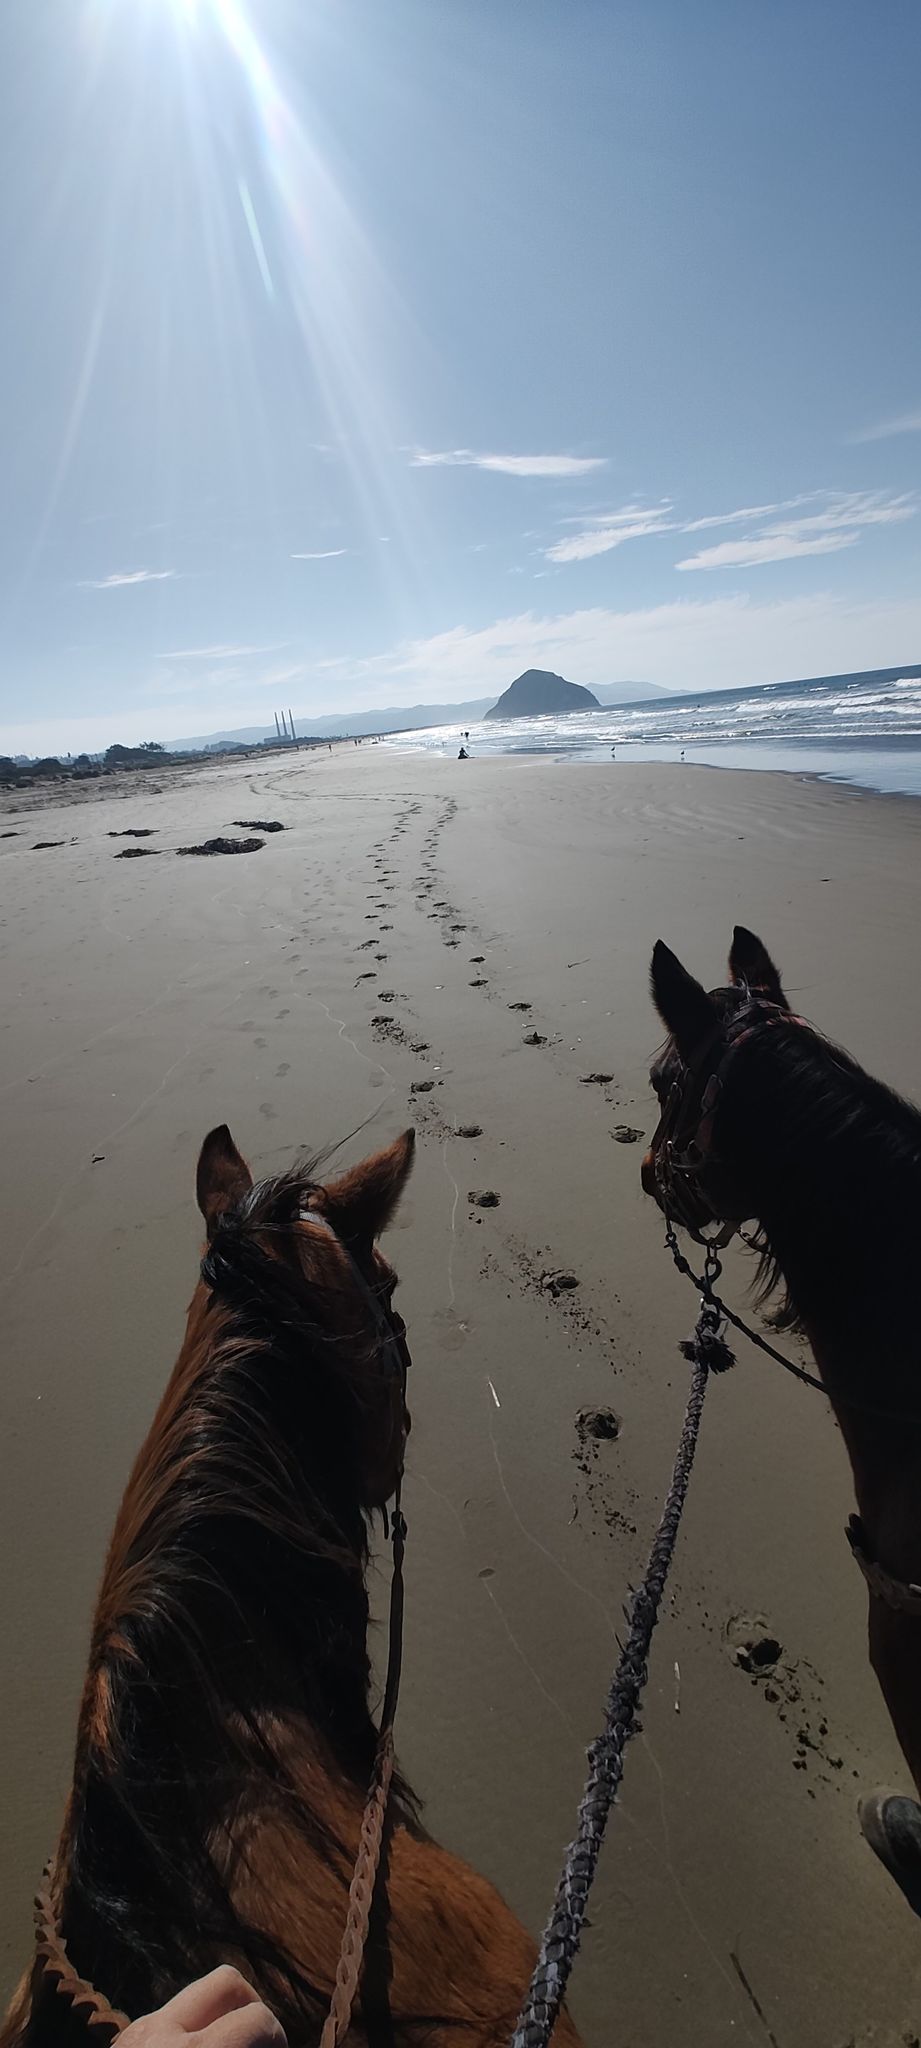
650, 993, 808, 1244
35, 1201, 412, 2045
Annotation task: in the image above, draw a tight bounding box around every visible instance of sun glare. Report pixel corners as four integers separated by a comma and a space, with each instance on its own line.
74, 0, 427, 619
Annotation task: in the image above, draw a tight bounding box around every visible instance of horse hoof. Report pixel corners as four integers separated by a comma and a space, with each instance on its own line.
859, 1788, 921, 1917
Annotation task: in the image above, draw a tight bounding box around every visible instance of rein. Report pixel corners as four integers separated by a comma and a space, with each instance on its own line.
307, 1206, 410, 2048
33, 1873, 130, 2042
34, 1204, 410, 2047
319, 1493, 407, 2048
511, 1250, 731, 2047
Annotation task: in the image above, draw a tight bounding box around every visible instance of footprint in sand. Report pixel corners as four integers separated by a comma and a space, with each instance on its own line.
259, 1103, 278, 1121
254, 1036, 267, 1049
469, 978, 488, 988
523, 1030, 547, 1046
468, 1189, 500, 1208
355, 972, 377, 984
456, 1123, 482, 1137
470, 956, 485, 965
508, 1001, 531, 1011
276, 1063, 290, 1078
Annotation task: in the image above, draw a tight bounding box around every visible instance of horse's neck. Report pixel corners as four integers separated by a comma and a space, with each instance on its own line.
723, 1050, 921, 1542
57, 1301, 381, 2015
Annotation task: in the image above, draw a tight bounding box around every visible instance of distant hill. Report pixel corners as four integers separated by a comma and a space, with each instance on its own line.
593, 681, 665, 705
168, 698, 496, 750
167, 679, 668, 752
485, 669, 600, 719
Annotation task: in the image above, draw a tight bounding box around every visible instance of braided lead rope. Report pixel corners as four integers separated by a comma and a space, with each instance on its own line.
319, 1500, 406, 2048
510, 1304, 723, 2048
319, 1734, 395, 2048
34, 1864, 130, 2039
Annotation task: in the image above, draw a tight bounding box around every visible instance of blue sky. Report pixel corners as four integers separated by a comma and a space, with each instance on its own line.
1, 0, 920, 753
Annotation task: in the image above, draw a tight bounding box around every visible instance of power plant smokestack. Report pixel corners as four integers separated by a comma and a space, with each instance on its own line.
274, 712, 281, 740
289, 710, 297, 745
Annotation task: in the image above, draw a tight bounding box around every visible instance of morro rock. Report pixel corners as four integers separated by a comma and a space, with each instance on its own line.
485, 669, 600, 719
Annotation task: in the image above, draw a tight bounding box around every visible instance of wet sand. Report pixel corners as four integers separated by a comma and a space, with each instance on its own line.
2, 747, 920, 2045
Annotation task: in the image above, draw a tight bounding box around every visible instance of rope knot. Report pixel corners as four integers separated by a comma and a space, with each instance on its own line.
679, 1299, 736, 1374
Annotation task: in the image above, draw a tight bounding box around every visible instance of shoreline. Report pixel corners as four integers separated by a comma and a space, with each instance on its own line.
5, 732, 921, 824
2, 747, 921, 2042
381, 733, 921, 805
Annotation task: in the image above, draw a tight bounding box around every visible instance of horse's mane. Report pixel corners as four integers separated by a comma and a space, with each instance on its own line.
46, 1166, 416, 2040
719, 1010, 921, 1334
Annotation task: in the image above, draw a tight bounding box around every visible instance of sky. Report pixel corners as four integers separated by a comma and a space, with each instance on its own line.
1, 0, 920, 755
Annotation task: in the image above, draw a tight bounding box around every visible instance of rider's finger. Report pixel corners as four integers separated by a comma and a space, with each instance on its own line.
195, 2001, 286, 2048
161, 1966, 263, 2031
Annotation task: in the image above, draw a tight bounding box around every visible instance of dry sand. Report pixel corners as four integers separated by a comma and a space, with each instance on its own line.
2, 746, 920, 2046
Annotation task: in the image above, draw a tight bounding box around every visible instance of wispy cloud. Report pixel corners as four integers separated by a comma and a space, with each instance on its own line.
851, 408, 921, 444
79, 568, 176, 589
677, 532, 857, 571
409, 448, 607, 478
547, 504, 674, 562
548, 488, 915, 571
677, 491, 915, 571
290, 549, 348, 560
680, 495, 815, 533
158, 643, 285, 661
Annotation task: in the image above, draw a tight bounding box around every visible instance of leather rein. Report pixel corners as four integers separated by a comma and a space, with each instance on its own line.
35, 1205, 411, 2045
652, 993, 921, 1624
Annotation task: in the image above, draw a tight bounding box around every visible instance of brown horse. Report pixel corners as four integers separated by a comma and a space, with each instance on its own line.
641, 927, 921, 1900
3, 1125, 579, 2047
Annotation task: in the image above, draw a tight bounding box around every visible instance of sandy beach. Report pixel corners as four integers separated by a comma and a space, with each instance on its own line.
2, 745, 920, 2046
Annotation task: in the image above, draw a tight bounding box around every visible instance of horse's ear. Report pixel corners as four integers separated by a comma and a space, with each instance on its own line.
729, 926, 788, 1009
322, 1129, 415, 1250
197, 1125, 254, 1236
650, 940, 717, 1059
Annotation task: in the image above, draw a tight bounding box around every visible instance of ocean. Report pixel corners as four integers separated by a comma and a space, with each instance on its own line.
380, 664, 921, 799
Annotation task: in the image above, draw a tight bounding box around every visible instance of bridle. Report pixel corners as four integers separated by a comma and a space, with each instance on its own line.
34, 1202, 412, 2046
649, 992, 806, 1245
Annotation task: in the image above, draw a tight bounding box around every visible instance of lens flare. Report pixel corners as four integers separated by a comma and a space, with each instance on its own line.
170, 0, 426, 607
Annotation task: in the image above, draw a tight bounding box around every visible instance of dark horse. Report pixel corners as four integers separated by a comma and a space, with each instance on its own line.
642, 927, 921, 1903
3, 1125, 579, 2047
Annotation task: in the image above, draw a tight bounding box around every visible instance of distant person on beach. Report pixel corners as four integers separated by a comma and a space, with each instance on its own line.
458, 746, 469, 759
121, 1968, 285, 2048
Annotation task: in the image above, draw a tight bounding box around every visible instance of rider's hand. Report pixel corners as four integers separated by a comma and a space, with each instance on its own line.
120, 1966, 286, 2048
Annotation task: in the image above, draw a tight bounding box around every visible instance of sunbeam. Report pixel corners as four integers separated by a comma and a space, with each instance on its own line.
161, 0, 429, 611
